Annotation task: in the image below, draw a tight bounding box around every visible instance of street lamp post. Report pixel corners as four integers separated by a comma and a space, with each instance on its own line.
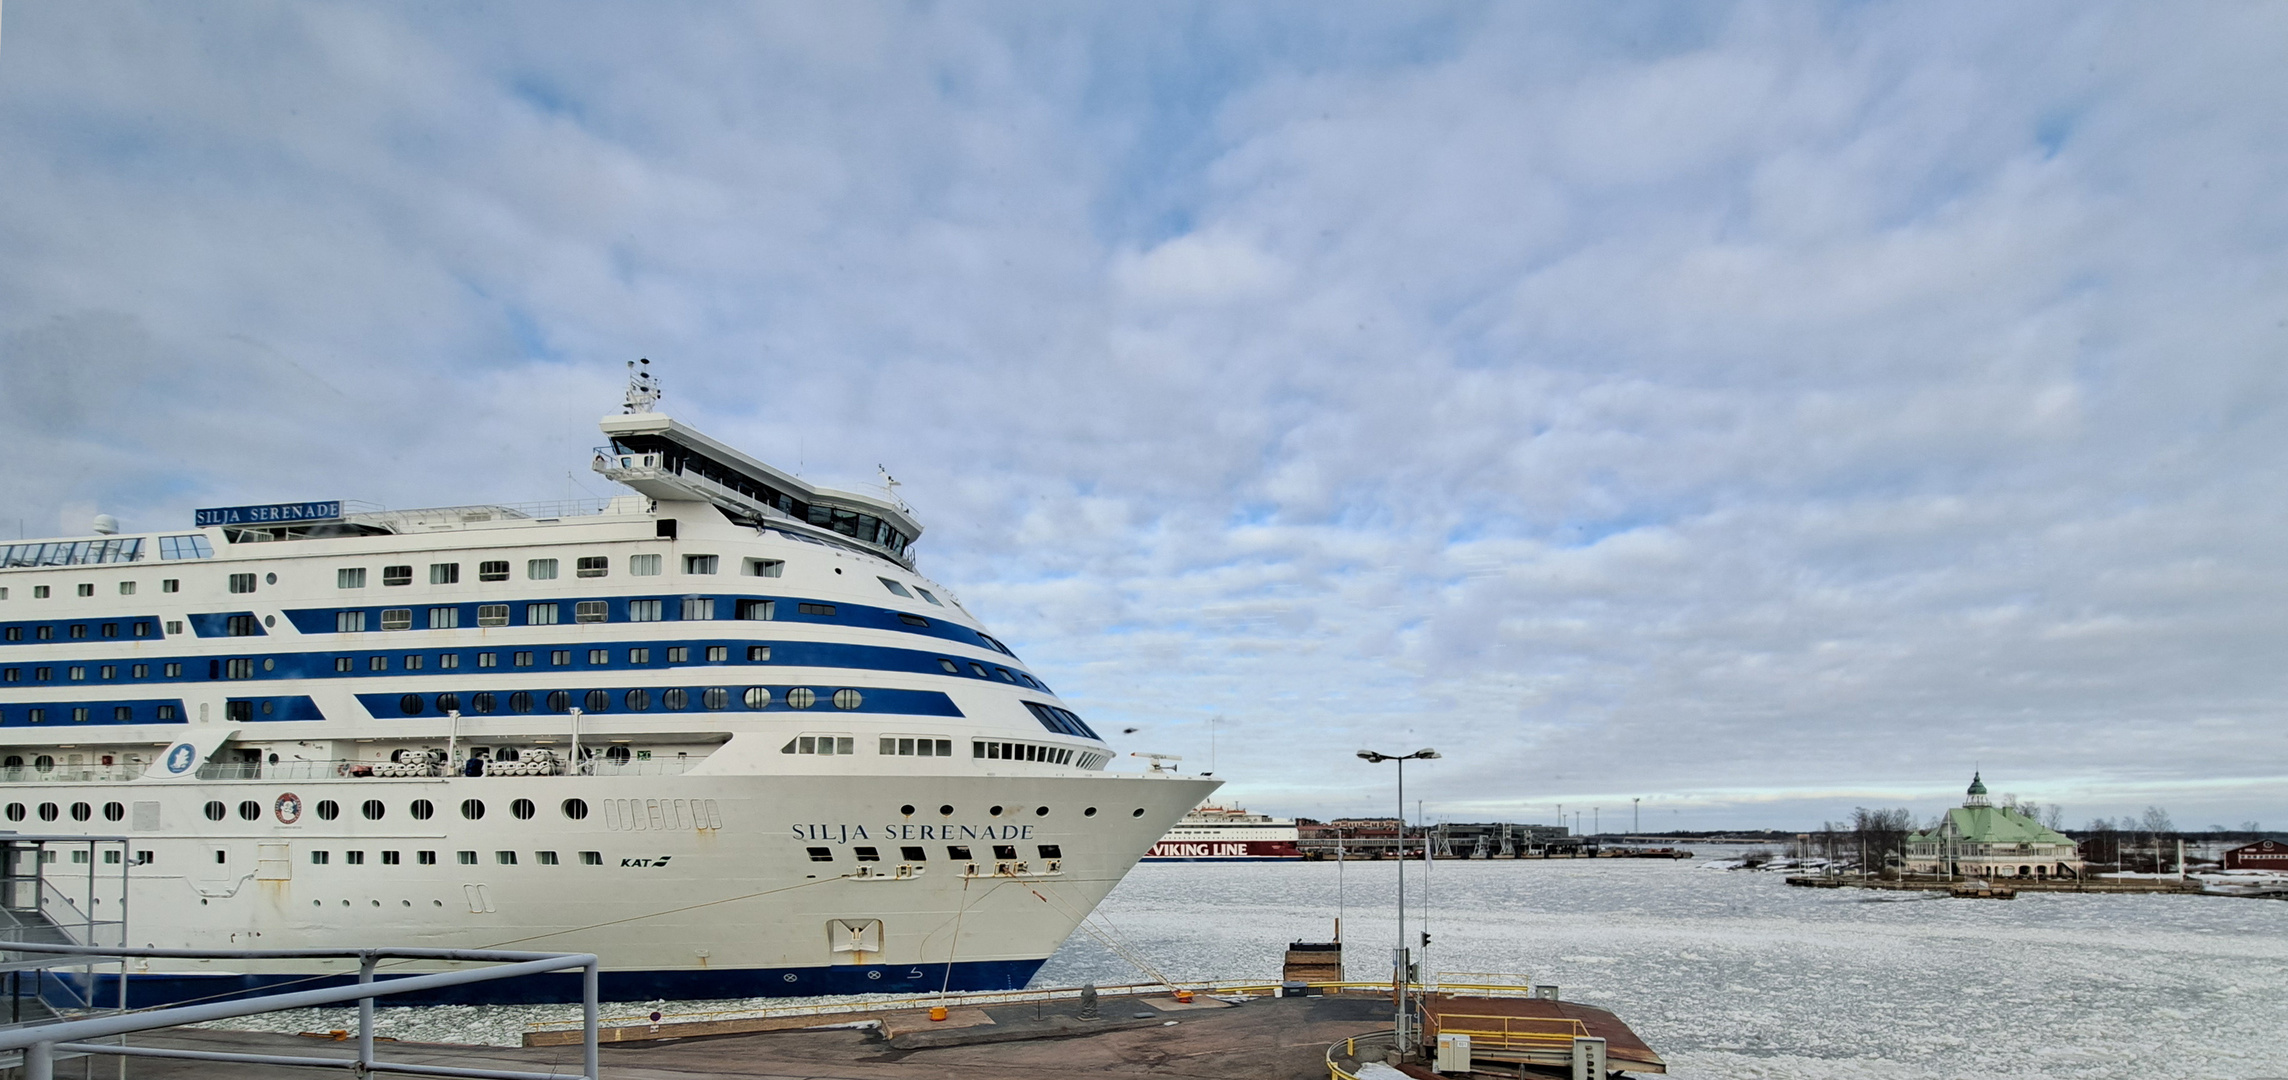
1358, 748, 1439, 1055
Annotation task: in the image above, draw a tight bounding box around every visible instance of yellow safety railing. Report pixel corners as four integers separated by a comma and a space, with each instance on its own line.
1426, 1012, 1590, 1051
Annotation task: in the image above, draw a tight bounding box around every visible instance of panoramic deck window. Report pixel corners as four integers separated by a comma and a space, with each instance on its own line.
743, 558, 783, 578
877, 577, 912, 598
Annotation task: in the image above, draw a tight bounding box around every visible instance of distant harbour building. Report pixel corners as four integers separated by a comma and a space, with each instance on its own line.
1904, 773, 2084, 880
2224, 840, 2288, 871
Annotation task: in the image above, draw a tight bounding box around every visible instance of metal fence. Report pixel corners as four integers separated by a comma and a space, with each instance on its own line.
0, 944, 600, 1080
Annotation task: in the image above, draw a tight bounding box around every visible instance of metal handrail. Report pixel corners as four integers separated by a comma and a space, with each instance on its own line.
1427, 1012, 1590, 1049
0, 943, 599, 1080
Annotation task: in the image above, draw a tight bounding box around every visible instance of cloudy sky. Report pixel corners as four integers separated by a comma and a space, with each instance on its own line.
1, 3, 2281, 830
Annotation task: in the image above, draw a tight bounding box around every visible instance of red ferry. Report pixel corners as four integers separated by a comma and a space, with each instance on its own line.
1141, 804, 1303, 861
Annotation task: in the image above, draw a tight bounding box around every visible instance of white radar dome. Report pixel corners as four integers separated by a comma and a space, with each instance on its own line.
91, 514, 119, 535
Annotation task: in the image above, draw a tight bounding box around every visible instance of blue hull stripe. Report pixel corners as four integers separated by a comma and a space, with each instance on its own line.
44, 959, 1048, 1010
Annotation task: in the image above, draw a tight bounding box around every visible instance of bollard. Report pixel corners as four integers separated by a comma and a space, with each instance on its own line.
929, 1005, 948, 1022
1570, 1035, 1607, 1080
1078, 982, 1099, 1020
1175, 989, 1194, 1004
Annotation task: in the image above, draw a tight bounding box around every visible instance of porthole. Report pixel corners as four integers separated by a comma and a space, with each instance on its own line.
315, 800, 340, 821
547, 690, 571, 713
989, 805, 1003, 817
1083, 807, 1097, 817
472, 692, 496, 714
605, 745, 631, 765
1035, 806, 1050, 817
585, 689, 610, 713
703, 687, 729, 710
3, 804, 22, 822
900, 804, 916, 816
832, 689, 863, 710
399, 694, 424, 716
624, 689, 650, 712
265, 573, 277, 585
786, 688, 816, 710
561, 798, 589, 821
262, 657, 275, 670
37, 803, 59, 822
460, 799, 486, 821
663, 688, 687, 710
742, 687, 770, 710
361, 800, 385, 821
511, 798, 536, 820
1131, 808, 1145, 817
436, 692, 460, 713
69, 802, 92, 822
203, 801, 226, 822
238, 800, 261, 821
410, 799, 435, 821
510, 691, 534, 714
938, 804, 954, 816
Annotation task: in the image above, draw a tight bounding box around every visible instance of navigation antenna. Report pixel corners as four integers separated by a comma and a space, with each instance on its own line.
1130, 752, 1182, 774
877, 465, 912, 513
623, 358, 663, 414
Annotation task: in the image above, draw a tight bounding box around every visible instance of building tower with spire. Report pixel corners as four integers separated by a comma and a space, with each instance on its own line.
1904, 772, 2083, 880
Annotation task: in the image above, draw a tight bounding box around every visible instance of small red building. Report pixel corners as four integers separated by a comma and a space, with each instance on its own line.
2224, 840, 2288, 871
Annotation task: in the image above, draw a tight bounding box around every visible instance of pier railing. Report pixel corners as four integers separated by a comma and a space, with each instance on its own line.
0, 944, 600, 1080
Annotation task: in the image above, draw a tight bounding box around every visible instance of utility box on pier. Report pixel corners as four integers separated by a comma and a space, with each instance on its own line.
1434, 1032, 1473, 1074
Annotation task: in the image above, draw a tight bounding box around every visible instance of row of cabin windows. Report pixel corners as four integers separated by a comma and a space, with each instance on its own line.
808, 844, 1063, 863
335, 598, 772, 631
976, 740, 1078, 765
335, 645, 750, 675
5, 621, 158, 641
199, 796, 596, 822
0, 704, 179, 724
2, 663, 186, 684
398, 682, 838, 717
335, 556, 784, 590
3, 800, 129, 822
0, 580, 181, 601
305, 850, 603, 866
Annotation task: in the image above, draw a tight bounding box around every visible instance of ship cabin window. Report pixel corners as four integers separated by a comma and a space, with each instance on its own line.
382, 851, 401, 865
495, 851, 517, 865
228, 573, 257, 594
743, 558, 784, 578
382, 565, 412, 587
457, 851, 477, 865
737, 600, 775, 621
581, 851, 602, 865
337, 611, 366, 632
586, 649, 608, 665
708, 646, 729, 662
419, 851, 438, 864
877, 577, 912, 598
573, 601, 608, 624
438, 654, 459, 669
237, 800, 260, 821
900, 846, 926, 861
575, 557, 608, 578
166, 621, 183, 635
345, 851, 365, 865
310, 851, 330, 865
806, 847, 834, 862
477, 605, 508, 627
832, 689, 863, 709
32, 587, 49, 599
118, 581, 136, 596
427, 607, 458, 629
970, 662, 990, 677
513, 652, 533, 667
381, 609, 412, 631
528, 558, 558, 580
681, 598, 714, 620
782, 735, 855, 755
683, 555, 718, 574
899, 614, 930, 627
551, 652, 571, 667
429, 563, 459, 585
404, 655, 425, 672
478, 560, 510, 582
162, 579, 180, 593
853, 847, 881, 862
746, 646, 770, 662
946, 845, 972, 860
537, 851, 559, 865
2, 669, 14, 682
528, 603, 559, 625
880, 737, 954, 757
369, 656, 388, 671
338, 568, 366, 589
797, 603, 835, 617
74, 584, 92, 597
993, 845, 1017, 860
628, 600, 662, 622
666, 647, 688, 663
629, 554, 662, 576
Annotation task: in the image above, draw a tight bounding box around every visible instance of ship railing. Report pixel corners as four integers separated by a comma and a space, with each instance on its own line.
0, 767, 143, 785
191, 757, 705, 782
0, 943, 600, 1080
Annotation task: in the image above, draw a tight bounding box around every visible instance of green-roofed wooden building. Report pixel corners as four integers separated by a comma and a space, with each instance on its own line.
1904, 772, 2084, 880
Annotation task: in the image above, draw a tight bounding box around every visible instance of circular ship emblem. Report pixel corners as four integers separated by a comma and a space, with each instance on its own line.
274, 793, 303, 824
164, 744, 197, 774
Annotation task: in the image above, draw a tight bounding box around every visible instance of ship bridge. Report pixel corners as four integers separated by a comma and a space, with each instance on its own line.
595, 412, 922, 566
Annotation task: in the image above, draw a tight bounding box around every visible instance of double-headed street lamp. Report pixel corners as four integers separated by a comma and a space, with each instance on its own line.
1357, 748, 1438, 1053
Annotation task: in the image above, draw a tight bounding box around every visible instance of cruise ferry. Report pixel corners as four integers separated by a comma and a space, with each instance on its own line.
0, 364, 1217, 1005
1141, 804, 1300, 861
